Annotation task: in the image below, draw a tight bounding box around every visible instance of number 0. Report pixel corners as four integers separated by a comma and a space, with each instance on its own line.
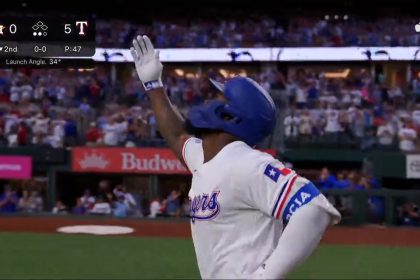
64, 24, 71, 34
9, 24, 17, 34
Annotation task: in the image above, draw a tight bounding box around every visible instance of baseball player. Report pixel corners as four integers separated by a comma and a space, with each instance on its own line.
131, 35, 341, 279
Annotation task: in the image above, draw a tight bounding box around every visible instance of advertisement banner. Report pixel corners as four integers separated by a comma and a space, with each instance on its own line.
72, 147, 276, 174
0, 156, 32, 179
406, 155, 420, 178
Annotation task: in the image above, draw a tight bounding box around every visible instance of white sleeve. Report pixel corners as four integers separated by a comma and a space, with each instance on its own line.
253, 203, 331, 279
244, 159, 341, 224
181, 137, 204, 173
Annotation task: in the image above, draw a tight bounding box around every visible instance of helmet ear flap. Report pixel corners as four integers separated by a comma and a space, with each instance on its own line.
215, 106, 242, 124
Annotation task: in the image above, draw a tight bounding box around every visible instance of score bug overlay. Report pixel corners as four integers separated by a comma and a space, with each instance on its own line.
0, 15, 95, 68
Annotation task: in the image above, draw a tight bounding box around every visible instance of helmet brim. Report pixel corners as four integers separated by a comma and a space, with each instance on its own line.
209, 78, 225, 93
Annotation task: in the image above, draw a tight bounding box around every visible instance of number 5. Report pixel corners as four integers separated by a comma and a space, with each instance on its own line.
64, 24, 71, 34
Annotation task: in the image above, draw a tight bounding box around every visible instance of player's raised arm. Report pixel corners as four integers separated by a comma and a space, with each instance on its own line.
130, 35, 190, 160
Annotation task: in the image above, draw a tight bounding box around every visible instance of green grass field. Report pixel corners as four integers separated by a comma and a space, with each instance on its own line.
0, 232, 419, 279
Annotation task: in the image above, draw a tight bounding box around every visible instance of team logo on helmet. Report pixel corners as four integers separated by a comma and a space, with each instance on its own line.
190, 191, 220, 222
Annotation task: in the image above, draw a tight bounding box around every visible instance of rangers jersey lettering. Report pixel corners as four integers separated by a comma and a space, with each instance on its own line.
190, 191, 221, 222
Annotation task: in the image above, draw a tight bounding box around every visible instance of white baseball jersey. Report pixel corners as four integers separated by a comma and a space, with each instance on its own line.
183, 137, 341, 279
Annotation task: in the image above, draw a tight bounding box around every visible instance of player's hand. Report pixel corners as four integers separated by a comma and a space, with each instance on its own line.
130, 35, 163, 91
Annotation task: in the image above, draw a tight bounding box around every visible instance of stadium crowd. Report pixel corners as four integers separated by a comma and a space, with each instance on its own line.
96, 16, 420, 48
311, 167, 384, 221
55, 180, 190, 219
309, 167, 419, 226
1, 66, 420, 151
0, 178, 190, 219
283, 68, 420, 151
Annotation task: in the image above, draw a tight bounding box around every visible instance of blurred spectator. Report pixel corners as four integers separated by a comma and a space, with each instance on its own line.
52, 200, 68, 214
330, 171, 351, 214
17, 121, 29, 146
78, 98, 91, 114
132, 189, 145, 217
398, 123, 417, 151
103, 116, 124, 146
325, 107, 341, 136
316, 167, 337, 189
160, 198, 167, 216
147, 113, 157, 139
18, 190, 31, 212
0, 186, 18, 213
334, 171, 350, 189
33, 113, 49, 136
398, 202, 419, 226
27, 191, 43, 212
7, 124, 18, 147
90, 196, 112, 215
80, 189, 95, 211
346, 171, 359, 190
72, 198, 86, 215
97, 180, 113, 202
377, 121, 395, 149
64, 117, 78, 146
284, 110, 300, 138
113, 185, 137, 215
32, 131, 45, 146
360, 128, 376, 151
85, 122, 103, 146
149, 196, 162, 218
295, 86, 307, 109
44, 125, 63, 148
113, 195, 129, 218
299, 110, 312, 136
166, 190, 181, 217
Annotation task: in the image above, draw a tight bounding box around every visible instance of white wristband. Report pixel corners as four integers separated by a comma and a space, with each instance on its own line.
143, 79, 163, 91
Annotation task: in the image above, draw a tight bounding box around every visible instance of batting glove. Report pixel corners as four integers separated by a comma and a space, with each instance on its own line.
130, 35, 163, 91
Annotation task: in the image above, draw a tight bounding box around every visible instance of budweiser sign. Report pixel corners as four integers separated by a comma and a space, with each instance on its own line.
72, 147, 189, 174
72, 147, 277, 175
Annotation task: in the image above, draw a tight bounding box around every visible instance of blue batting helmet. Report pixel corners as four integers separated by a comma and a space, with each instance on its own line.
187, 76, 276, 146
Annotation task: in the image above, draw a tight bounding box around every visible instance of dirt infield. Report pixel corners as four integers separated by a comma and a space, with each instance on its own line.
1, 215, 419, 247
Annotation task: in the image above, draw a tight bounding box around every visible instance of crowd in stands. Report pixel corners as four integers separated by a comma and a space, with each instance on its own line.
52, 180, 190, 219
0, 68, 283, 149
2, 66, 420, 152
315, 167, 381, 191
311, 167, 420, 226
0, 68, 161, 148
283, 68, 420, 151
312, 167, 384, 223
0, 178, 190, 218
0, 68, 107, 148
96, 16, 420, 48
0, 179, 45, 214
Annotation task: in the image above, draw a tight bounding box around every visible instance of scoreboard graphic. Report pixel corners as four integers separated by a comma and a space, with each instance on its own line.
0, 16, 95, 67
